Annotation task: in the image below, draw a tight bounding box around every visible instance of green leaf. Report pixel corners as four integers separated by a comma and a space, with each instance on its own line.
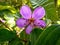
30, 28, 43, 45
35, 24, 60, 45
0, 28, 16, 42
20, 28, 43, 45
56, 38, 60, 45
20, 31, 28, 39
0, 5, 16, 13
30, 0, 59, 21
8, 38, 23, 45
0, 41, 8, 45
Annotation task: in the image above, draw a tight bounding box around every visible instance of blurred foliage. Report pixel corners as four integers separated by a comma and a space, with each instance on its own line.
58, 0, 60, 20
30, 0, 59, 22
0, 0, 60, 45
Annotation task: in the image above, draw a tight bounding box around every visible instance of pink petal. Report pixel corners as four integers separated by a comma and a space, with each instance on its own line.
32, 6, 45, 19
20, 5, 32, 19
16, 18, 28, 28
34, 20, 46, 28
26, 24, 33, 34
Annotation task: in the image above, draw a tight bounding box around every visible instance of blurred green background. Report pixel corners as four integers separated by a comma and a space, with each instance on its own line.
0, 0, 60, 45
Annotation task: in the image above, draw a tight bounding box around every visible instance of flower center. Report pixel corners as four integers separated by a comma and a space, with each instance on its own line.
28, 18, 35, 24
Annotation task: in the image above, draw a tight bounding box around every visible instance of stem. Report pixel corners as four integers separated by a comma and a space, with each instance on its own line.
21, 38, 27, 43
0, 20, 12, 31
16, 28, 28, 45
20, 38, 27, 45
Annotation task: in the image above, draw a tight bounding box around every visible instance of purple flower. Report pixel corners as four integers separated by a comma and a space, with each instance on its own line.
16, 5, 46, 34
